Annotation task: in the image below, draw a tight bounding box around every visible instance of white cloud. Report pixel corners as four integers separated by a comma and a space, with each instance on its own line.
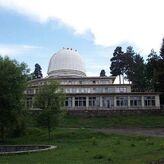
0, 0, 164, 53
0, 47, 17, 56
0, 44, 42, 56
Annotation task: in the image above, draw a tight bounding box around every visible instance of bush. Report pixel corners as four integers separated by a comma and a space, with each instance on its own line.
93, 154, 104, 159
90, 137, 97, 145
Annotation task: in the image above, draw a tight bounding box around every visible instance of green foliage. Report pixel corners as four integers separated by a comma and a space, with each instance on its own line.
100, 69, 106, 76
110, 46, 124, 83
34, 81, 65, 139
93, 154, 105, 159
0, 56, 28, 142
33, 63, 43, 79
90, 136, 97, 145
130, 143, 136, 147
10, 115, 26, 137
160, 38, 164, 60
129, 54, 146, 91
146, 49, 161, 91
34, 81, 65, 110
110, 46, 147, 89
113, 38, 164, 93
146, 46, 164, 93
109, 42, 164, 93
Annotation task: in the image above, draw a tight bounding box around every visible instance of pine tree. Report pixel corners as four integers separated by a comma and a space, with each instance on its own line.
132, 54, 146, 91
33, 63, 43, 79
123, 46, 135, 82
146, 49, 160, 91
110, 46, 124, 84
100, 70, 106, 77
160, 38, 164, 59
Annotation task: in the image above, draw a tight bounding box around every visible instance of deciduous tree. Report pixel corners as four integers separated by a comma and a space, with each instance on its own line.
34, 81, 65, 140
0, 56, 28, 142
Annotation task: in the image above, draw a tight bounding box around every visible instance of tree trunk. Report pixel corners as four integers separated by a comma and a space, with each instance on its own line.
119, 75, 121, 84
48, 117, 51, 140
123, 74, 125, 84
0, 126, 5, 143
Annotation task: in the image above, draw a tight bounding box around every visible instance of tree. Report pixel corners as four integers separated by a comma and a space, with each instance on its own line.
34, 81, 65, 140
110, 46, 124, 84
159, 38, 164, 92
100, 69, 106, 77
0, 56, 28, 142
160, 37, 164, 60
131, 54, 146, 91
158, 39, 164, 93
110, 46, 148, 90
123, 46, 135, 82
33, 63, 43, 79
145, 49, 160, 91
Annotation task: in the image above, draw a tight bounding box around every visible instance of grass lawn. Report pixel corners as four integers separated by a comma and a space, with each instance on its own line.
0, 128, 164, 164
59, 114, 164, 128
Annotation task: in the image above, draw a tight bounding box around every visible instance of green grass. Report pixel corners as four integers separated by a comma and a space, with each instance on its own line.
1, 114, 164, 163
59, 114, 164, 128
0, 128, 164, 164
25, 112, 164, 128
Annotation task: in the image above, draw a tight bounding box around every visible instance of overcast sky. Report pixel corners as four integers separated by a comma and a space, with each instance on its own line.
0, 0, 164, 77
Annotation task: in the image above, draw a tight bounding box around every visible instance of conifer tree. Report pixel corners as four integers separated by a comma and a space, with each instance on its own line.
33, 63, 43, 79
100, 69, 106, 77
110, 46, 124, 84
160, 38, 164, 59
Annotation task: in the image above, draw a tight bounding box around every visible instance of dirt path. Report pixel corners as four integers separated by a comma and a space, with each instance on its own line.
93, 128, 164, 137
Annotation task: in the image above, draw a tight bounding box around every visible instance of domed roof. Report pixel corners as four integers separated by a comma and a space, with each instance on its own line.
47, 48, 86, 77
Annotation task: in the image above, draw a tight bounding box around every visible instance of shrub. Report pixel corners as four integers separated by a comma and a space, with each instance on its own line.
93, 154, 104, 159
90, 137, 97, 145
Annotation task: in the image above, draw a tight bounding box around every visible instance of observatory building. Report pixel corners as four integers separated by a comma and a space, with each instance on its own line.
25, 48, 160, 110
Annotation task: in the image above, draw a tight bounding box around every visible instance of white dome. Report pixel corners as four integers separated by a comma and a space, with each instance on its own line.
47, 48, 86, 77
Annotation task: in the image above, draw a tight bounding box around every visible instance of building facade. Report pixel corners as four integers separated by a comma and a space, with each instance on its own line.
25, 48, 160, 110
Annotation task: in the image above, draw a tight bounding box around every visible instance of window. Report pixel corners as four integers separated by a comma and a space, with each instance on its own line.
76, 88, 79, 93
89, 97, 96, 107
115, 87, 126, 93
65, 97, 72, 107
115, 88, 120, 93
130, 96, 142, 107
72, 88, 76, 93
116, 96, 128, 107
27, 89, 34, 94
105, 87, 108, 92
81, 88, 85, 93
96, 87, 102, 93
75, 97, 86, 107
26, 97, 33, 108
120, 87, 126, 93
92, 88, 96, 93
35, 88, 39, 94
92, 80, 96, 84
102, 97, 114, 108
144, 96, 155, 107
87, 88, 91, 93
65, 88, 69, 93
